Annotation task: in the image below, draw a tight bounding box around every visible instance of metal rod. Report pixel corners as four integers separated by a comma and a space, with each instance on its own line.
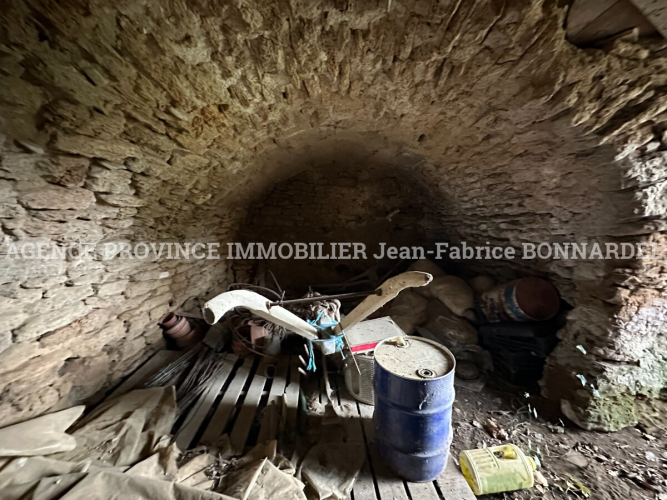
266, 289, 381, 308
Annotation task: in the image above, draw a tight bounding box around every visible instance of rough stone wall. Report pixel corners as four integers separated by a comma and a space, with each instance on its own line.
243, 137, 440, 286
0, 0, 666, 430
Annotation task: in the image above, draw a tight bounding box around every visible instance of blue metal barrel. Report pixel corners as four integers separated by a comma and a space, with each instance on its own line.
373, 336, 456, 482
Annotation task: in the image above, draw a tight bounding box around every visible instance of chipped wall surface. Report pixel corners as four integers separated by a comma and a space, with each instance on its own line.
0, 0, 666, 430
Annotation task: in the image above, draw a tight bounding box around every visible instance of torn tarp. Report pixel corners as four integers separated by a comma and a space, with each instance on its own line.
299, 443, 366, 500
0, 406, 84, 457
222, 458, 306, 500
52, 387, 177, 467
2, 469, 235, 500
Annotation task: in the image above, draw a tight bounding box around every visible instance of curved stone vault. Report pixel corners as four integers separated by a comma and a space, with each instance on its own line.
0, 0, 666, 430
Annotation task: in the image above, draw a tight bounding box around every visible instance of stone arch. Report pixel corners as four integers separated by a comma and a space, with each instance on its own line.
0, 0, 665, 430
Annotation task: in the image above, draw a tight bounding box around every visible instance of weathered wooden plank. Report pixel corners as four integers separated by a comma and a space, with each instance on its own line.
201, 359, 250, 445
405, 481, 440, 500
281, 357, 301, 461
229, 359, 268, 454
358, 402, 409, 500
107, 350, 181, 400
629, 0, 667, 38
175, 353, 237, 450
337, 385, 376, 500
257, 357, 289, 444
435, 456, 476, 500
568, 0, 657, 44
567, 0, 619, 36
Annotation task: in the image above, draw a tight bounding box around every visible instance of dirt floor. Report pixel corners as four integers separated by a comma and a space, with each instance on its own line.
451, 381, 667, 500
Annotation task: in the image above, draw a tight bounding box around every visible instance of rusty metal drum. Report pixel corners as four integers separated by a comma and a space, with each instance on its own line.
477, 277, 559, 323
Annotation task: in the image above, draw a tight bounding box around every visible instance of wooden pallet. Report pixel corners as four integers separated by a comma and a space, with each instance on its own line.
111, 350, 474, 499
111, 350, 299, 454
336, 380, 476, 500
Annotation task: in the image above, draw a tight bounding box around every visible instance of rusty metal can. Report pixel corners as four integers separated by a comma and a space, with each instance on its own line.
477, 277, 559, 322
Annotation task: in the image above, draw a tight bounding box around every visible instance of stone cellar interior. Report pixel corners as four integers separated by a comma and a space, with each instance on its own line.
0, 0, 667, 499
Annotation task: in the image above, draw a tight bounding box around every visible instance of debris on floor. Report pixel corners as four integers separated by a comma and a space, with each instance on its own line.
459, 444, 537, 495
0, 405, 84, 456
221, 441, 305, 500
483, 418, 509, 441
0, 260, 619, 500
159, 312, 204, 350
52, 386, 177, 466
0, 386, 234, 500
223, 457, 305, 500
299, 443, 365, 500
143, 344, 230, 416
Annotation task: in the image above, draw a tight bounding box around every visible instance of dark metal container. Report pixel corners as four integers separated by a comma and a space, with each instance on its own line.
477, 277, 559, 323
373, 336, 456, 482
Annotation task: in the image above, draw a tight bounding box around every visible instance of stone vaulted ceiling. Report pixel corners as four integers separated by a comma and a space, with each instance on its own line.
0, 0, 666, 430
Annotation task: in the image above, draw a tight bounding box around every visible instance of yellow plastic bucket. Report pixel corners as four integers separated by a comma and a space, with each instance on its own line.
459, 444, 536, 495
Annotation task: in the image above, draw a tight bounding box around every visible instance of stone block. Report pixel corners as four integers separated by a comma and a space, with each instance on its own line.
0, 153, 42, 182
0, 310, 28, 332
119, 335, 146, 364
100, 218, 134, 229
18, 186, 96, 210
0, 348, 72, 387
124, 280, 159, 298
97, 193, 146, 207
66, 260, 106, 283
118, 292, 172, 321
6, 217, 105, 244
78, 320, 126, 356
144, 328, 165, 346
57, 354, 111, 403
40, 308, 112, 350
85, 164, 133, 194
0, 330, 11, 355
30, 210, 80, 222
37, 156, 90, 187
68, 270, 107, 286
0, 342, 44, 374
148, 302, 169, 322
25, 285, 94, 315
85, 294, 126, 309
0, 382, 61, 428
0, 74, 43, 109
21, 274, 69, 289
13, 301, 92, 342
53, 133, 142, 162
124, 124, 175, 160
130, 269, 165, 282
0, 283, 43, 303
94, 280, 129, 297
0, 258, 67, 285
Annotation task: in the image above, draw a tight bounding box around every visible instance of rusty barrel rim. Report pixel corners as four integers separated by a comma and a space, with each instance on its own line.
510, 277, 560, 321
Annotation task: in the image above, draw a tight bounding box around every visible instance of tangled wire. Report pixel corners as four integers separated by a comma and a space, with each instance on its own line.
286, 290, 341, 329
226, 283, 287, 357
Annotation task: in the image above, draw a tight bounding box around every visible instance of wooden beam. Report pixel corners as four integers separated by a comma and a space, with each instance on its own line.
175, 354, 236, 450
201, 359, 250, 445
106, 350, 181, 401
630, 0, 667, 38
358, 402, 409, 500
567, 0, 658, 45
567, 0, 620, 37
337, 384, 376, 500
435, 456, 476, 500
257, 357, 289, 444
229, 359, 269, 454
